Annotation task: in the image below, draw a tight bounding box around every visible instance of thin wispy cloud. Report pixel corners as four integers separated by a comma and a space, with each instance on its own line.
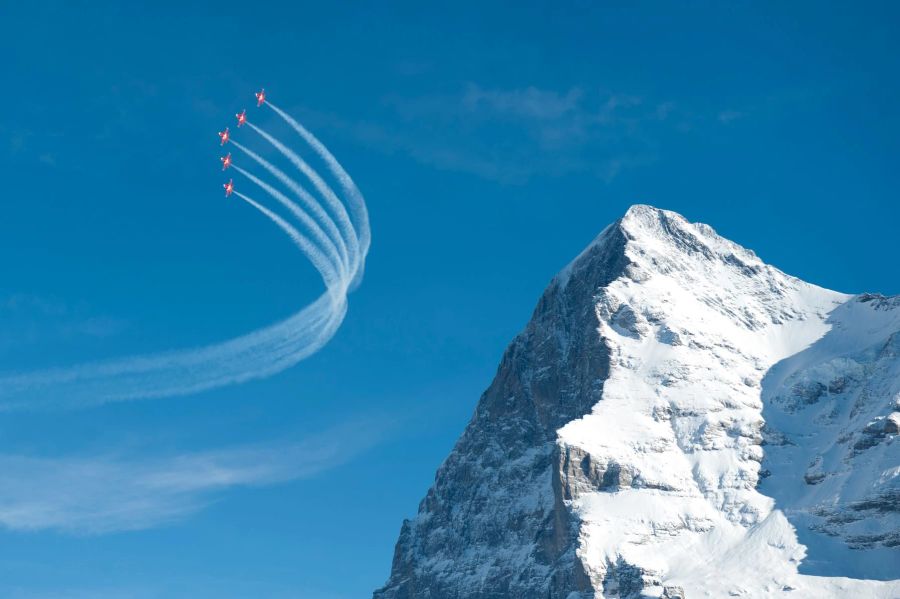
0, 419, 387, 534
307, 84, 683, 184
0, 294, 127, 353
2, 294, 70, 317
718, 109, 744, 124
4, 126, 66, 168
461, 85, 584, 120
8, 131, 31, 155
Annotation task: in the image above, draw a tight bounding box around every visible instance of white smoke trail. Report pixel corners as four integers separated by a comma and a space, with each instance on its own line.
265, 101, 371, 286
0, 108, 366, 411
232, 164, 347, 281
0, 291, 348, 410
245, 122, 362, 280
230, 140, 350, 275
233, 191, 341, 295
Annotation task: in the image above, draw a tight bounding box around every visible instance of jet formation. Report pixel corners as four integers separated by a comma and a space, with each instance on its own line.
220, 88, 266, 197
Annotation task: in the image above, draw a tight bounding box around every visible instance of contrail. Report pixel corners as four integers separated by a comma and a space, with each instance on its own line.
245, 122, 362, 280
0, 289, 348, 410
232, 164, 347, 281
233, 191, 341, 294
231, 140, 349, 275
265, 101, 371, 286
0, 106, 367, 411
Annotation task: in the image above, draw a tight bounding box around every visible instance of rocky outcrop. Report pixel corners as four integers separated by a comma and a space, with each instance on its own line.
375, 222, 630, 599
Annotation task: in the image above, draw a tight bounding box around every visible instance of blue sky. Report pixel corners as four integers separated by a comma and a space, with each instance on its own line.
1, 1, 898, 597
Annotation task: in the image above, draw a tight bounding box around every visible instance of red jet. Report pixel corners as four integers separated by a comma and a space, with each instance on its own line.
220, 152, 232, 171
255, 88, 266, 107
235, 109, 247, 127
223, 179, 234, 197
218, 127, 230, 145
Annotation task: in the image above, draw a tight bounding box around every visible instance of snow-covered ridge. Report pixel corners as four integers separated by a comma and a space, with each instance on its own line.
375, 205, 899, 599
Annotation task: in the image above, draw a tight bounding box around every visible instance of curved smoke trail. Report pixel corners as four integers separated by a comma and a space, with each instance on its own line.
0, 108, 368, 411
244, 122, 362, 282
265, 101, 371, 288
232, 191, 342, 292
230, 140, 350, 276
231, 163, 347, 281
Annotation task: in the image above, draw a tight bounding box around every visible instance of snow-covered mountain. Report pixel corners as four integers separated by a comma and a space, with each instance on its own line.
374, 205, 899, 599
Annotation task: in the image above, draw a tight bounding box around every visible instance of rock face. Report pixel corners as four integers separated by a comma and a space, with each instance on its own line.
374, 206, 900, 599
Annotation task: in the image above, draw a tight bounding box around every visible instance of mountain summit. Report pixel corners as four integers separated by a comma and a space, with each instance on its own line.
375, 205, 899, 599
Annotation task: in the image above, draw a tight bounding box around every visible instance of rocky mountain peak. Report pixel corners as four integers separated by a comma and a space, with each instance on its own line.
375, 206, 899, 599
